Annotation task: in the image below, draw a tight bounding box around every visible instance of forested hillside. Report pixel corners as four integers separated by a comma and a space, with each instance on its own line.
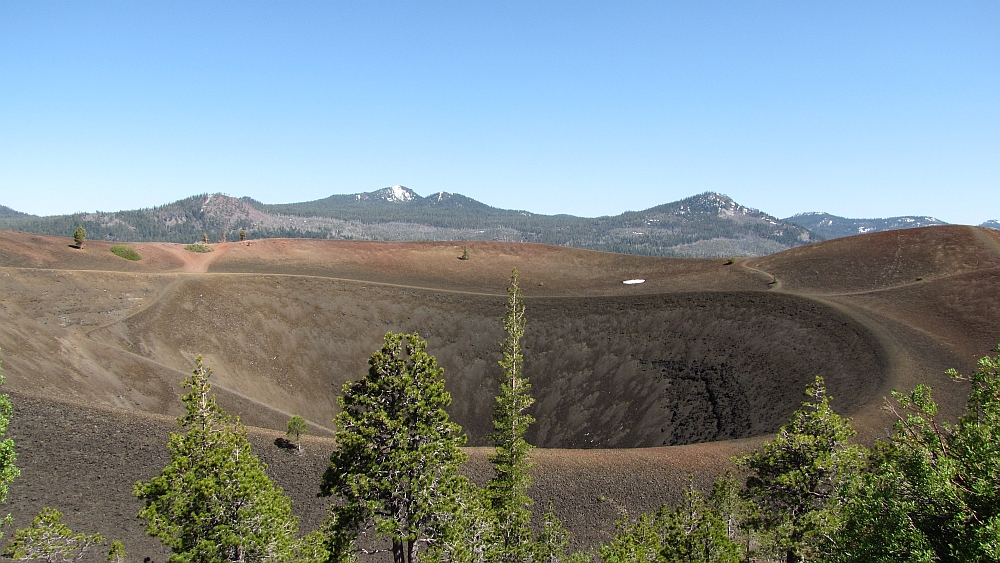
0, 188, 818, 257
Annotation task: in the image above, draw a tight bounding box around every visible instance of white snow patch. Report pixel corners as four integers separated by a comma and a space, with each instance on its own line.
623, 279, 645, 285
386, 185, 414, 202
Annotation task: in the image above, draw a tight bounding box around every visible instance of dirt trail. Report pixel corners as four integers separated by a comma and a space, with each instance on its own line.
153, 242, 229, 273
738, 260, 782, 290
970, 225, 1000, 263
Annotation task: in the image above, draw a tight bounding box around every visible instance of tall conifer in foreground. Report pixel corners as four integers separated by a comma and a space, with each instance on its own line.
485, 270, 536, 562
321, 333, 468, 563
134, 357, 298, 563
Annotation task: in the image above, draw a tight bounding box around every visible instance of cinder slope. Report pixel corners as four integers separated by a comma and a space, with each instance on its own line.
0, 226, 998, 556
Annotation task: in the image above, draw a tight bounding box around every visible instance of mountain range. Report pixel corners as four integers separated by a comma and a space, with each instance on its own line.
0, 187, 995, 258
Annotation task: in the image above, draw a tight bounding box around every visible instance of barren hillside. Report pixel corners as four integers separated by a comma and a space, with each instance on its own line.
1, 225, 998, 556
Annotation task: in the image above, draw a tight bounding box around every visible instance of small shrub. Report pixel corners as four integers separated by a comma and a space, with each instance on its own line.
459, 247, 470, 260
110, 245, 141, 261
184, 244, 214, 253
724, 258, 734, 265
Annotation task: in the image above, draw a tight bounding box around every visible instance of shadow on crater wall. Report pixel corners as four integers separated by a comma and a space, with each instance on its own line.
522, 292, 885, 448
78, 274, 884, 449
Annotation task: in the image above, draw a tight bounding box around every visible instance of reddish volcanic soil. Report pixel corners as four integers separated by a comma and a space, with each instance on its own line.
1, 226, 999, 558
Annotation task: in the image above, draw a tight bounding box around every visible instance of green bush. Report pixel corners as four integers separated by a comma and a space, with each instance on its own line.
109, 245, 141, 261
184, 244, 213, 253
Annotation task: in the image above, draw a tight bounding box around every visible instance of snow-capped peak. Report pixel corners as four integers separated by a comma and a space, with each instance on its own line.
384, 185, 415, 202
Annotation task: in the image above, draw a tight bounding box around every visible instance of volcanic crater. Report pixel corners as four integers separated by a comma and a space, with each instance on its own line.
1, 225, 999, 555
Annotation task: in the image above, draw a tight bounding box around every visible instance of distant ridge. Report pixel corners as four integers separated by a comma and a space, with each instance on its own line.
0, 188, 816, 258
783, 212, 950, 239
981, 220, 1000, 230
0, 204, 32, 219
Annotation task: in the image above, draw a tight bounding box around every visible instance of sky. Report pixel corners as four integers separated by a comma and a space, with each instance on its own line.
1, 2, 998, 224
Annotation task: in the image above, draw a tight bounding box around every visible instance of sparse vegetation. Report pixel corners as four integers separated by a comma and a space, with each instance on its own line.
460, 247, 470, 260
109, 245, 141, 261
184, 243, 213, 253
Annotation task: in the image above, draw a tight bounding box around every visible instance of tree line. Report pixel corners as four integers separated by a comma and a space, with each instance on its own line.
1, 275, 999, 562
0, 192, 813, 257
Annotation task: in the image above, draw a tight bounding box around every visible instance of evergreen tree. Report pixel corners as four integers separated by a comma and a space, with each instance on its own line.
106, 541, 127, 563
533, 504, 591, 563
422, 478, 494, 563
320, 333, 468, 563
599, 478, 744, 563
485, 270, 536, 563
72, 226, 86, 249
832, 348, 1000, 562
658, 483, 742, 563
134, 357, 298, 563
3, 507, 105, 563
286, 415, 307, 453
0, 349, 19, 537
735, 376, 866, 563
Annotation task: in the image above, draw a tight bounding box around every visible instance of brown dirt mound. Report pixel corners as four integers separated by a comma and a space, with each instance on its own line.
747, 225, 1000, 294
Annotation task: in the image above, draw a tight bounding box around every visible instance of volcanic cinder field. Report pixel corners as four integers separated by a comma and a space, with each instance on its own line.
1, 226, 999, 559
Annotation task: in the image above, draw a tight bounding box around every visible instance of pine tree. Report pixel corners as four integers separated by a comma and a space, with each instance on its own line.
599, 477, 745, 563
72, 226, 86, 249
320, 333, 468, 563
422, 478, 494, 563
832, 347, 1000, 562
3, 507, 105, 563
286, 415, 307, 453
134, 357, 298, 563
0, 349, 19, 537
485, 270, 536, 562
735, 376, 866, 563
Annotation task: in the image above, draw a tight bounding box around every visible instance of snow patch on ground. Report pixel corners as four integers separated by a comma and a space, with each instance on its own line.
623, 279, 645, 285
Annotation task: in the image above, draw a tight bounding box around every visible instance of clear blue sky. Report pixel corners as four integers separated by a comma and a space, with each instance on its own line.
2, 2, 997, 223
